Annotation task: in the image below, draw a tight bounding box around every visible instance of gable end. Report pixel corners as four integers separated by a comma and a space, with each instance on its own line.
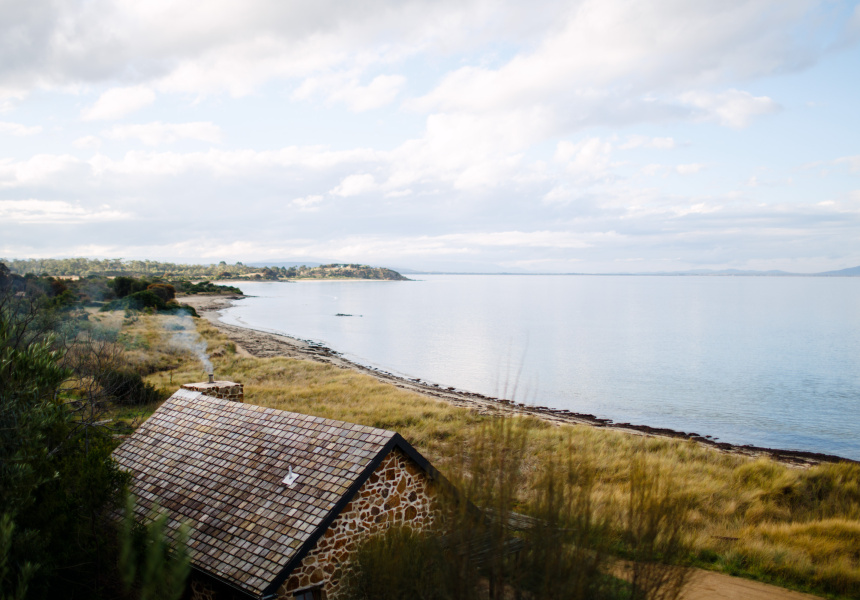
262, 434, 436, 598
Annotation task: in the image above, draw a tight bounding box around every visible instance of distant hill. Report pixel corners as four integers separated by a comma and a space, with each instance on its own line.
817, 265, 860, 276
632, 268, 795, 276
394, 266, 860, 277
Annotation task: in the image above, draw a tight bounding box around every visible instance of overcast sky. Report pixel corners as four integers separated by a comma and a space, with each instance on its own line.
1, 0, 859, 273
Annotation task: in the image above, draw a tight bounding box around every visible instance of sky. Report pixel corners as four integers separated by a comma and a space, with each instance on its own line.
1, 0, 859, 273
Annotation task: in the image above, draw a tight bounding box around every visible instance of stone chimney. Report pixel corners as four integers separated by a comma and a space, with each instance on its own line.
182, 373, 244, 403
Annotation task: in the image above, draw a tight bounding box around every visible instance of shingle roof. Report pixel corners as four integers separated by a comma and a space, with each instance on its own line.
112, 389, 418, 598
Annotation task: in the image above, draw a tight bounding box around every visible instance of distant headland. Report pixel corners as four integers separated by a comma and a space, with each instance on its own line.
1, 258, 410, 282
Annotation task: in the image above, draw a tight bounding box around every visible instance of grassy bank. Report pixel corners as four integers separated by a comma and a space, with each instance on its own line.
109, 311, 860, 599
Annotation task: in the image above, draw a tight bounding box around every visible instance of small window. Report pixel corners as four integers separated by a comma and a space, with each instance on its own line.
294, 587, 323, 600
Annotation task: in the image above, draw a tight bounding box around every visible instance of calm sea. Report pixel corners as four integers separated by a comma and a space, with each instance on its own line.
219, 275, 860, 460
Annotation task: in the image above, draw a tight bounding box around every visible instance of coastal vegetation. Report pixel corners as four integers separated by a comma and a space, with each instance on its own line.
135, 312, 860, 599
3, 257, 408, 282
3, 262, 858, 599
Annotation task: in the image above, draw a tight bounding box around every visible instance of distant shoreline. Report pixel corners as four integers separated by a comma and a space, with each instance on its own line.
400, 271, 860, 277
182, 293, 856, 467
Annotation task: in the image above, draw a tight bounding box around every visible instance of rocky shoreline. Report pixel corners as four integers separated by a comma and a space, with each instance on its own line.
182, 294, 854, 467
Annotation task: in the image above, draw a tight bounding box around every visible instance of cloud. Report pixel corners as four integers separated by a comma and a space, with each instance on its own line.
291, 194, 324, 211
640, 164, 666, 176
293, 73, 406, 111
0, 0, 855, 273
0, 1, 832, 120
388, 111, 548, 190
411, 0, 814, 134
81, 86, 155, 121
839, 3, 860, 47
620, 136, 675, 150
73, 135, 102, 149
0, 87, 27, 112
676, 163, 704, 174
102, 121, 222, 145
0, 0, 553, 98
0, 154, 81, 188
680, 89, 780, 128
555, 138, 613, 181
330, 174, 377, 197
0, 121, 41, 136
86, 147, 382, 178
0, 199, 130, 223
835, 155, 860, 172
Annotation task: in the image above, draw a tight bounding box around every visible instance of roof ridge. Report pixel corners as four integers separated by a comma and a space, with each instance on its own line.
162, 389, 397, 437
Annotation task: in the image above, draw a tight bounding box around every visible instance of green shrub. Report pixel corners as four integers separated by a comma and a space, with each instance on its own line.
146, 283, 176, 302
126, 290, 167, 311
98, 369, 164, 406
112, 276, 150, 299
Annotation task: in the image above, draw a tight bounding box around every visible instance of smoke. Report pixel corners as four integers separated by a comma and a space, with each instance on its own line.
164, 312, 213, 374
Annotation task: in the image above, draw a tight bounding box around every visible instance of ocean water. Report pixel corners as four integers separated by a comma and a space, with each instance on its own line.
219, 275, 860, 460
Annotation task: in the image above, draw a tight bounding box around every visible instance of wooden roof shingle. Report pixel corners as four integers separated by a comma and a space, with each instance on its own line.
112, 389, 426, 598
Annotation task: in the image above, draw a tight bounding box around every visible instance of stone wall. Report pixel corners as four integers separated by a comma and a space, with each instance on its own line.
278, 447, 437, 599
182, 381, 244, 402
189, 577, 217, 600
188, 573, 249, 600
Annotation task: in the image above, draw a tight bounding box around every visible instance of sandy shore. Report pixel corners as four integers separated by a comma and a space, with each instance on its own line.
182, 294, 853, 467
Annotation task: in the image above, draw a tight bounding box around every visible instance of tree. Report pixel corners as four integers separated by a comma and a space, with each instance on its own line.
0, 264, 188, 599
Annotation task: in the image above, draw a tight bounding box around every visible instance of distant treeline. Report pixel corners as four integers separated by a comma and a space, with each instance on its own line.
0, 262, 239, 314
3, 258, 409, 281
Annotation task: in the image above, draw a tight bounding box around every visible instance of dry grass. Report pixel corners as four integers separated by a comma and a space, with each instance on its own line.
118, 312, 859, 599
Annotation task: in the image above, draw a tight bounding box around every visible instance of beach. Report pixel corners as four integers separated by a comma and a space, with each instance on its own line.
183, 294, 853, 466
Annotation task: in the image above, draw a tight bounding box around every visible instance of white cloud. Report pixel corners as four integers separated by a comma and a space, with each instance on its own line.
83, 146, 383, 177
454, 231, 591, 249
555, 138, 613, 181
0, 87, 28, 113
103, 121, 222, 145
0, 121, 41, 136
0, 0, 552, 100
676, 163, 704, 174
620, 136, 676, 150
641, 164, 666, 176
74, 135, 102, 149
0, 1, 857, 272
836, 155, 860, 172
389, 110, 550, 190
680, 89, 780, 128
82, 86, 156, 121
0, 154, 80, 188
291, 194, 324, 211
0, 0, 825, 129
0, 199, 130, 223
293, 73, 406, 111
330, 174, 377, 197
411, 0, 811, 135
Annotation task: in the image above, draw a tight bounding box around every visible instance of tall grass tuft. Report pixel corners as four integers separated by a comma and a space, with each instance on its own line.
621, 458, 692, 600
345, 418, 692, 599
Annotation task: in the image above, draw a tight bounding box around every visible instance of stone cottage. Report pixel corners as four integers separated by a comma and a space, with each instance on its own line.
112, 379, 442, 600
